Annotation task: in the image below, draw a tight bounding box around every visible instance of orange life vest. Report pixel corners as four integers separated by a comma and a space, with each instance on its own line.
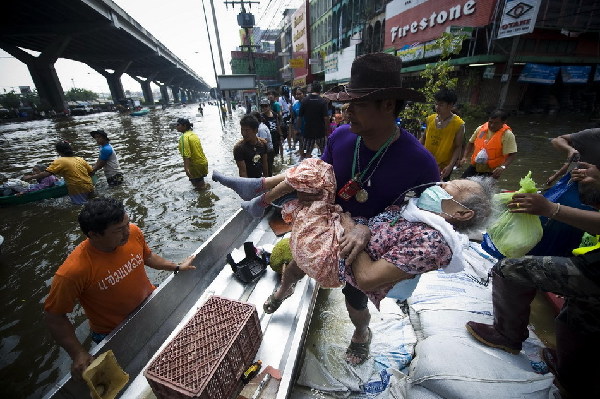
471, 122, 510, 169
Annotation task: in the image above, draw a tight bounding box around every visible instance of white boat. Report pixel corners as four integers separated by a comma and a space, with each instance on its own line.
42, 207, 559, 399
43, 208, 318, 398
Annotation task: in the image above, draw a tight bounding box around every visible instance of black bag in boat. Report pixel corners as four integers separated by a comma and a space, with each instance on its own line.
226, 241, 268, 283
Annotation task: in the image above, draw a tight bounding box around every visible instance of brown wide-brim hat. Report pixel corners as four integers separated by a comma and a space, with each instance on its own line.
323, 53, 425, 103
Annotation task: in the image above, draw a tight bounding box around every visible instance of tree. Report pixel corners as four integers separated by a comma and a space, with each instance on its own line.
64, 88, 98, 101
400, 32, 465, 135
0, 90, 21, 109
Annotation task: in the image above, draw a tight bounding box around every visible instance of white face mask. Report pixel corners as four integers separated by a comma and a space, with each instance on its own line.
416, 185, 471, 218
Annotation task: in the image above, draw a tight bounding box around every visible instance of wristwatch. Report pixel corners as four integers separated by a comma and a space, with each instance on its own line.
499, 165, 506, 169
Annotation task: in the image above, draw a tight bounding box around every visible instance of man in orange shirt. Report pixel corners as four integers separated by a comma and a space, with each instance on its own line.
460, 109, 517, 179
44, 197, 196, 379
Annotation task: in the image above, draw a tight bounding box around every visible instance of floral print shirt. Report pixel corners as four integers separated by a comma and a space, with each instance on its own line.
345, 206, 452, 309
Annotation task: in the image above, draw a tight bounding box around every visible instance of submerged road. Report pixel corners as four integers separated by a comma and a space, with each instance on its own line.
0, 106, 593, 397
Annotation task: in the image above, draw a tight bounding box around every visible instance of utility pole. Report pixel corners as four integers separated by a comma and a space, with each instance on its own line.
200, 0, 225, 126
225, 0, 260, 107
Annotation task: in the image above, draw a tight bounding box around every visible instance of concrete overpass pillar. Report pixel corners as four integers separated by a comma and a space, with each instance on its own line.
160, 85, 170, 104
132, 73, 157, 105
0, 37, 71, 112
92, 61, 131, 105
171, 86, 180, 103
140, 80, 154, 105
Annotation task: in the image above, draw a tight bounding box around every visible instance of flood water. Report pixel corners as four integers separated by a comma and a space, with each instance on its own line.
0, 105, 594, 398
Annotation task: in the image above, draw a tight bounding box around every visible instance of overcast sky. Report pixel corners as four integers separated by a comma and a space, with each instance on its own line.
0, 0, 298, 94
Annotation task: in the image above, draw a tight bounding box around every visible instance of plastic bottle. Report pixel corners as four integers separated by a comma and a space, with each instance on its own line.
241, 360, 262, 383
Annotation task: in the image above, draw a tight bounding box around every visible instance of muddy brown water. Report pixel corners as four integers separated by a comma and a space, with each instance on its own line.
0, 107, 593, 397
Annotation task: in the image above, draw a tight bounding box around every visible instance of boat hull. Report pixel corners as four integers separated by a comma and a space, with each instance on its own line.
43, 208, 317, 399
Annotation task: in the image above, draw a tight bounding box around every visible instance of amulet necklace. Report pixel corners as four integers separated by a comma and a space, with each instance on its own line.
351, 127, 399, 203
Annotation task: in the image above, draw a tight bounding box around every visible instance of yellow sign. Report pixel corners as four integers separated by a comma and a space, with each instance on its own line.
289, 58, 305, 69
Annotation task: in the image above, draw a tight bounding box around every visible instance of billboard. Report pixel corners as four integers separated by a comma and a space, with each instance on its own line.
385, 0, 495, 50
517, 63, 559, 85
217, 75, 256, 90
497, 0, 541, 39
291, 5, 309, 80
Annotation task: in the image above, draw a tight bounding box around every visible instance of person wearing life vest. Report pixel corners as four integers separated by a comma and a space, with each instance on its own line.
460, 109, 517, 179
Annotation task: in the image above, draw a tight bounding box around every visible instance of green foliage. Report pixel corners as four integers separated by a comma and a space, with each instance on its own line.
0, 90, 21, 109
400, 32, 465, 135
64, 88, 98, 101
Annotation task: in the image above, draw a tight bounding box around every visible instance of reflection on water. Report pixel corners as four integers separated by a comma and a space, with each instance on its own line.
0, 108, 593, 397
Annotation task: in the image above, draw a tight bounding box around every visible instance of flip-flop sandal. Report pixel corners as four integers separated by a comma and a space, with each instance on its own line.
345, 327, 372, 365
263, 283, 296, 314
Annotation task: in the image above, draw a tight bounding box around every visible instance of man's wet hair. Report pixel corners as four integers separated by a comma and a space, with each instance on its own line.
55, 141, 74, 156
78, 197, 126, 236
489, 109, 509, 121
251, 111, 264, 123
240, 114, 259, 130
579, 181, 600, 209
311, 82, 322, 93
434, 88, 457, 105
33, 164, 48, 173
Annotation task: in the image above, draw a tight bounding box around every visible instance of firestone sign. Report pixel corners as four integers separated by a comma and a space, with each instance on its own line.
385, 0, 496, 50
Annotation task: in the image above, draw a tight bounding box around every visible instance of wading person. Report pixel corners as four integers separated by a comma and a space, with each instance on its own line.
89, 130, 124, 186
44, 197, 196, 379
420, 88, 465, 181
23, 141, 94, 204
233, 115, 268, 178
460, 109, 517, 179
176, 118, 208, 189
260, 53, 440, 365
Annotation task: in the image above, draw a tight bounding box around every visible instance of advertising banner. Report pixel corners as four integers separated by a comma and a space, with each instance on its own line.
561, 66, 591, 84
497, 0, 541, 39
289, 58, 306, 68
518, 63, 560, 84
291, 6, 309, 80
385, 0, 495, 50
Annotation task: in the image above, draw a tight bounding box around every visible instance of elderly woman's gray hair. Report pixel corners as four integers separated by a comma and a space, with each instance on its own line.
453, 176, 496, 233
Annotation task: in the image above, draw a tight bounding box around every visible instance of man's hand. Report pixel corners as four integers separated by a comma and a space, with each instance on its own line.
256, 137, 267, 147
508, 193, 555, 217
339, 224, 370, 266
492, 166, 505, 179
22, 174, 33, 181
457, 157, 467, 167
71, 350, 94, 380
178, 254, 197, 271
571, 162, 600, 185
440, 165, 452, 179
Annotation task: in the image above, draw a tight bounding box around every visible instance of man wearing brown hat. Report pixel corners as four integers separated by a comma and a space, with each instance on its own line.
263, 53, 440, 365
90, 130, 124, 186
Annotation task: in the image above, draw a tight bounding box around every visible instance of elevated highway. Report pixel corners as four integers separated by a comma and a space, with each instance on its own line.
1, 0, 209, 110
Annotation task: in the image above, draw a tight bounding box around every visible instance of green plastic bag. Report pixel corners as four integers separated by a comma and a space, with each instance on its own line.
488, 171, 543, 258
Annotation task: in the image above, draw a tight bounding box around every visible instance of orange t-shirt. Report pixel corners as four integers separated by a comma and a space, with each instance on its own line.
44, 224, 155, 334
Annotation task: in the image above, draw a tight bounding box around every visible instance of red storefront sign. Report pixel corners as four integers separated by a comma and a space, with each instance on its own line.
384, 0, 497, 50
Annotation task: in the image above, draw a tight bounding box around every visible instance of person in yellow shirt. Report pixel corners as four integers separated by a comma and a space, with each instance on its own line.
420, 88, 465, 181
176, 118, 208, 189
23, 141, 94, 204
460, 109, 517, 179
